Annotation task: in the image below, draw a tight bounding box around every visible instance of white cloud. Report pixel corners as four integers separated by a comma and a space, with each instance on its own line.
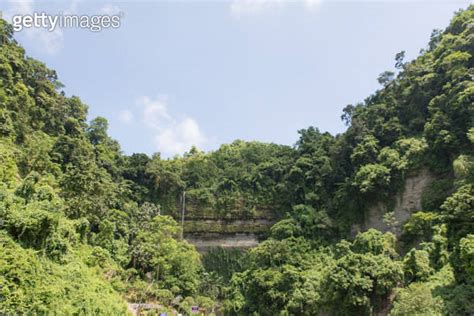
138, 96, 172, 129
101, 4, 121, 15
230, 0, 323, 17
118, 109, 134, 124
135, 96, 207, 156
230, 0, 283, 16
304, 0, 323, 10
154, 118, 207, 156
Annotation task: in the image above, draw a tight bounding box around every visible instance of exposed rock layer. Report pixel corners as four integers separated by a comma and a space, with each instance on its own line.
185, 169, 436, 251
351, 168, 436, 236
185, 233, 261, 252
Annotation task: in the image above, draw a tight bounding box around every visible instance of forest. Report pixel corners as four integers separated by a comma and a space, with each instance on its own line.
0, 5, 473, 315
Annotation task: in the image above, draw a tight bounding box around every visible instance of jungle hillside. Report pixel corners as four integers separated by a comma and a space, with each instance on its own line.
0, 5, 473, 315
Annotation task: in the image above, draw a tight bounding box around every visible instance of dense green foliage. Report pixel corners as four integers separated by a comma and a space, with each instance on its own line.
0, 17, 207, 314
0, 5, 473, 315
222, 6, 474, 315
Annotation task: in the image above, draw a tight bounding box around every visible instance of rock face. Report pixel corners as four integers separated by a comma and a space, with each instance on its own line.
185, 169, 436, 250
183, 219, 275, 234
352, 168, 436, 236
183, 219, 275, 252
185, 233, 260, 253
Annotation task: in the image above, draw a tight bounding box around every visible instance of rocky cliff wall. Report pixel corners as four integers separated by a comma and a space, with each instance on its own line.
184, 233, 261, 252
183, 219, 275, 252
351, 168, 436, 236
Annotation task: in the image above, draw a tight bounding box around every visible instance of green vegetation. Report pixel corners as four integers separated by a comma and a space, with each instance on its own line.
1, 5, 473, 315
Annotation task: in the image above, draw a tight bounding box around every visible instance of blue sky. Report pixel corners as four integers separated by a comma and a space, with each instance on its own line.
3, 0, 472, 157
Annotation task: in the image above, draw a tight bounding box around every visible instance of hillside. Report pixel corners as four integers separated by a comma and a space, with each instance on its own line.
0, 5, 473, 315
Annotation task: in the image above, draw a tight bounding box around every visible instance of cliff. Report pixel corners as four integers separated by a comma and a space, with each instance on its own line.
351, 168, 437, 236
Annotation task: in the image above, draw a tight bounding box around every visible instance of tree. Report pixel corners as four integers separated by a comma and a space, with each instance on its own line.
390, 282, 443, 316
130, 215, 202, 296
403, 249, 433, 283
377, 71, 395, 86
459, 234, 474, 281
395, 51, 406, 70
353, 163, 391, 194
326, 251, 403, 314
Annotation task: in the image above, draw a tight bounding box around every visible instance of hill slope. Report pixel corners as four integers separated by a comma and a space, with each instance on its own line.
0, 5, 473, 315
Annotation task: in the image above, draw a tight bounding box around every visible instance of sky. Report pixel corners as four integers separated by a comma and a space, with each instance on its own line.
2, 0, 472, 157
